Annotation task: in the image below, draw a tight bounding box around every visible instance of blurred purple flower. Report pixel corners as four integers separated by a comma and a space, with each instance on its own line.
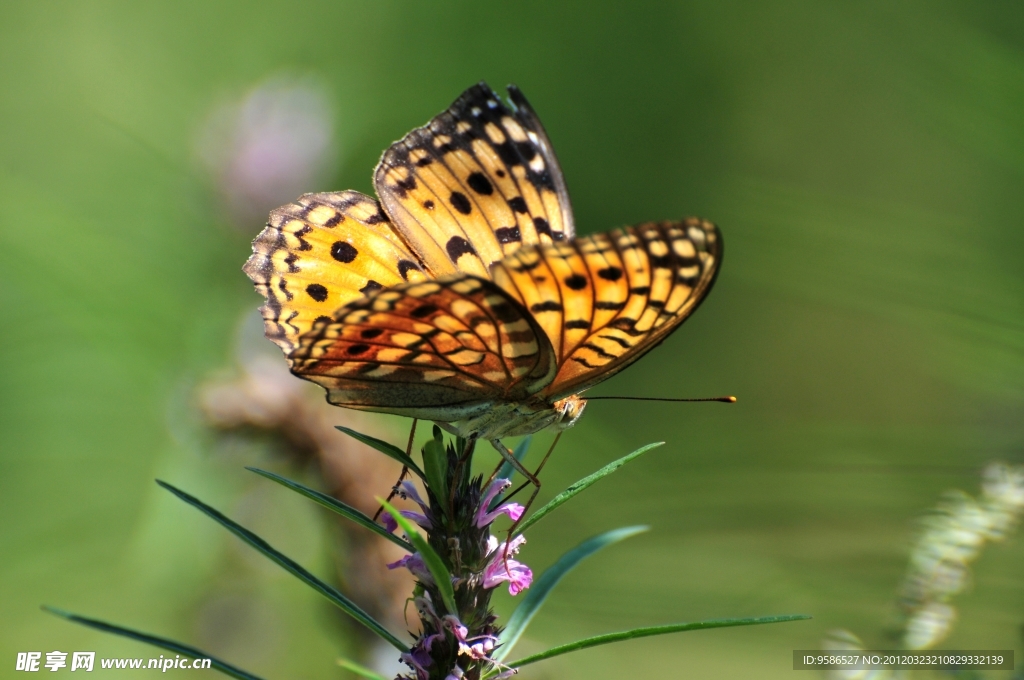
197, 74, 337, 228
387, 553, 433, 584
380, 509, 430, 534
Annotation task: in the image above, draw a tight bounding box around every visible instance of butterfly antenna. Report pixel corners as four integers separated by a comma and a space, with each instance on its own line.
586, 395, 737, 403
373, 418, 418, 521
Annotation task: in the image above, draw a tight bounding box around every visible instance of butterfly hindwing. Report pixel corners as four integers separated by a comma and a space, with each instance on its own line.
243, 191, 429, 355
288, 274, 557, 418
490, 219, 722, 400
374, 83, 575, 279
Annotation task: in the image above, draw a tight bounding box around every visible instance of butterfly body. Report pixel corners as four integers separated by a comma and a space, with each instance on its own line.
244, 83, 722, 444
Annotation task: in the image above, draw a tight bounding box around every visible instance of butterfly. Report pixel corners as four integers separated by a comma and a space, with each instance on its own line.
244, 82, 721, 450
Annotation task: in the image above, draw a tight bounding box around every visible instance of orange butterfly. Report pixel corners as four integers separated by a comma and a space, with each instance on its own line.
244, 83, 721, 452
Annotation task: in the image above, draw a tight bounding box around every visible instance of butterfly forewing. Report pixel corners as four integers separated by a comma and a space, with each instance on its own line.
490, 219, 722, 401
374, 83, 575, 279
288, 274, 556, 417
243, 191, 429, 354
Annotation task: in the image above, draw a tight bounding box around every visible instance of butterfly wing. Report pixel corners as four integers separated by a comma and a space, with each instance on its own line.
374, 82, 575, 279
489, 219, 722, 400
243, 191, 430, 355
288, 275, 556, 420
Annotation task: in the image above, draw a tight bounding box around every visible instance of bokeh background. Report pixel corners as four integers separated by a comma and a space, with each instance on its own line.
2, 1, 1022, 678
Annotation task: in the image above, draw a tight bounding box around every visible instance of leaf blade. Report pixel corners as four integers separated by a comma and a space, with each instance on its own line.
246, 467, 413, 551
335, 426, 425, 478
508, 615, 812, 668
43, 606, 265, 680
494, 525, 649, 661
517, 442, 663, 533
378, 497, 459, 616
157, 480, 408, 652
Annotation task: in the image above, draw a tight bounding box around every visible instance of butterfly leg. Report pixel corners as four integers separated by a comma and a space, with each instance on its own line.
489, 438, 540, 487
373, 418, 418, 521
493, 433, 563, 563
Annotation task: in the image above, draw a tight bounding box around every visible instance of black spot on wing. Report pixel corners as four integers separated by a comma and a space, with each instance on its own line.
446, 236, 477, 263
563, 274, 588, 290
508, 196, 528, 214
360, 280, 383, 295
331, 241, 358, 263
530, 300, 562, 313
361, 328, 383, 339
346, 344, 371, 355
306, 283, 328, 302
411, 304, 439, 319
565, 320, 590, 330
398, 260, 421, 280
495, 226, 522, 244
466, 172, 493, 195
597, 266, 623, 281
533, 217, 551, 237
450, 191, 472, 215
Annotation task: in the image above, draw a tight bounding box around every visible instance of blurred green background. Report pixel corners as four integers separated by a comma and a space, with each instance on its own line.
2, 1, 1022, 678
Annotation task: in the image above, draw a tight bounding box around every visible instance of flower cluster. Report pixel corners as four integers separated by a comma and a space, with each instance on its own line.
823, 461, 1024, 680
381, 435, 532, 679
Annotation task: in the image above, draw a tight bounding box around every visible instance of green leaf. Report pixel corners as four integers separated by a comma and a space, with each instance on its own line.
495, 436, 531, 486
335, 425, 425, 479
43, 606, 265, 680
495, 525, 648, 661
156, 480, 408, 652
378, 497, 458, 616
422, 426, 448, 508
517, 442, 663, 533
507, 615, 812, 669
337, 657, 388, 680
246, 467, 413, 551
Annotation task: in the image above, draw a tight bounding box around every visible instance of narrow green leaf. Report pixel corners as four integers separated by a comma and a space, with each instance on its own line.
157, 480, 408, 652
378, 497, 458, 616
337, 657, 388, 680
495, 525, 648, 661
335, 425, 425, 478
246, 467, 413, 551
43, 606, 265, 680
508, 615, 812, 669
517, 442, 663, 533
422, 427, 448, 508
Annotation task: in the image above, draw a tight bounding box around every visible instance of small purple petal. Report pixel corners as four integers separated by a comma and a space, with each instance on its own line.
400, 481, 430, 511
387, 553, 433, 583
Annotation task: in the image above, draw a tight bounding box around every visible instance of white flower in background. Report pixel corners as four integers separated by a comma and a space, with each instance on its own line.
824, 461, 1024, 673
902, 602, 956, 650
197, 74, 337, 228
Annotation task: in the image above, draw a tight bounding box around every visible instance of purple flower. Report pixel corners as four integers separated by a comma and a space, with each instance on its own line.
399, 481, 430, 512
475, 479, 525, 528
444, 667, 465, 680
443, 615, 499, 661
400, 647, 432, 680
483, 535, 533, 595
380, 509, 430, 534
387, 553, 433, 584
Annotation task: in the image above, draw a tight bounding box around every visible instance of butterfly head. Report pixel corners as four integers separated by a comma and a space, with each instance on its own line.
552, 394, 586, 430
